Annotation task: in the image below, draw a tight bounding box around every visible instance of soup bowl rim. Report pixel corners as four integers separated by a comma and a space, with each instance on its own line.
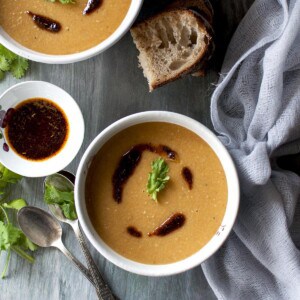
0, 0, 144, 64
75, 111, 240, 276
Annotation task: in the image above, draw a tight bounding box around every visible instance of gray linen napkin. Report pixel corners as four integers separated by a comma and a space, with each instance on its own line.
202, 0, 300, 299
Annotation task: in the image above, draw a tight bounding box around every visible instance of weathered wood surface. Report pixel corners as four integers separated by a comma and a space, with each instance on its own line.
4, 1, 295, 299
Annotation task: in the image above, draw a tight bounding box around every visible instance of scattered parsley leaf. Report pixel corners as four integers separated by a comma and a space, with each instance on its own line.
0, 162, 23, 186
0, 56, 10, 72
3, 199, 27, 211
0, 44, 29, 80
0, 222, 22, 251
0, 45, 17, 61
44, 183, 77, 220
0, 165, 37, 279
10, 56, 29, 79
146, 158, 170, 201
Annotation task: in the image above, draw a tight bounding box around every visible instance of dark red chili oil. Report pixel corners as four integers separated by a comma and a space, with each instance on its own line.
26, 11, 61, 33
112, 143, 178, 203
182, 167, 193, 190
6, 98, 68, 161
127, 226, 142, 238
148, 213, 186, 237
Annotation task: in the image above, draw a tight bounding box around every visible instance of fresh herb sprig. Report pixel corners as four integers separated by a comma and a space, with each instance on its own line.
44, 183, 77, 220
47, 0, 75, 4
0, 164, 37, 279
0, 45, 29, 80
147, 158, 170, 201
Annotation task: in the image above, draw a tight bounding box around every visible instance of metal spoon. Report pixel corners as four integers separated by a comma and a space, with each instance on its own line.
44, 171, 114, 300
17, 206, 94, 285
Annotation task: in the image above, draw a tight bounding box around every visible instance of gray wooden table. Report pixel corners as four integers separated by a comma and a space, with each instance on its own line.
5, 1, 299, 299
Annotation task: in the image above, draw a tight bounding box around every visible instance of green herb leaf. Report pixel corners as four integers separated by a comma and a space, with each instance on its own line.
0, 220, 37, 278
44, 183, 77, 220
0, 45, 17, 61
146, 158, 170, 201
3, 199, 27, 211
0, 56, 11, 72
0, 162, 23, 185
10, 56, 29, 79
0, 44, 28, 80
0, 166, 36, 279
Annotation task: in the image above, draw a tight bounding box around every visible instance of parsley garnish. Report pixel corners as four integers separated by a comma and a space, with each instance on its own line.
44, 183, 77, 220
0, 45, 29, 80
146, 158, 170, 201
0, 163, 37, 279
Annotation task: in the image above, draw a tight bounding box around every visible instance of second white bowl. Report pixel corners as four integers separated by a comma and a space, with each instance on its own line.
0, 0, 143, 64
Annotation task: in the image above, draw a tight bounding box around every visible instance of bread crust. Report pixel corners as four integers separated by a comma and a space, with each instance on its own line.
131, 9, 212, 91
131, 5, 215, 91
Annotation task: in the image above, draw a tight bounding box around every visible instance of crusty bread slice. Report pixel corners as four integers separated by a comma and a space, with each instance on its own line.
167, 0, 214, 77
131, 9, 212, 91
166, 0, 213, 24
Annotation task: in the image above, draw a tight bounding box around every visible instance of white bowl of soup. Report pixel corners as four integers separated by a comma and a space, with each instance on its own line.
75, 111, 239, 276
0, 0, 143, 64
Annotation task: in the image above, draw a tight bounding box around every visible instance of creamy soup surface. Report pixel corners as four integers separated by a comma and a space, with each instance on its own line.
86, 122, 228, 265
0, 0, 131, 54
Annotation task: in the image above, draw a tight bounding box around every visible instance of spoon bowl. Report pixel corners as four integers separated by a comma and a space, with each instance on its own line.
17, 206, 96, 286
18, 206, 62, 247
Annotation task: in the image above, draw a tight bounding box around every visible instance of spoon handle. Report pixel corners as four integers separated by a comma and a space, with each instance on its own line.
54, 239, 94, 285
72, 220, 115, 300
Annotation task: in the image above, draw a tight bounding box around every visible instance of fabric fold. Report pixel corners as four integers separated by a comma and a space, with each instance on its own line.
203, 0, 300, 298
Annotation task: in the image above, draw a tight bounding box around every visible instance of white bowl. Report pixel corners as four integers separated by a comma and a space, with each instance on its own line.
0, 81, 84, 177
75, 111, 239, 277
0, 0, 143, 64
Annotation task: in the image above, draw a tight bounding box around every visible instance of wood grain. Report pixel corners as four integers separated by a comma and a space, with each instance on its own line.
0, 1, 265, 299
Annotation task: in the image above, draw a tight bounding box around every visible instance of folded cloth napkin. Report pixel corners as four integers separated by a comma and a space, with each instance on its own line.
202, 0, 300, 299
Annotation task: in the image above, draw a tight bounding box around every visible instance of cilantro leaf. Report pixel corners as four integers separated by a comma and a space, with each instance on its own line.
0, 222, 22, 251
10, 56, 29, 79
0, 163, 23, 184
146, 158, 170, 201
3, 199, 27, 211
0, 165, 36, 279
44, 183, 77, 220
0, 44, 28, 80
0, 45, 17, 61
0, 56, 10, 72
17, 234, 38, 252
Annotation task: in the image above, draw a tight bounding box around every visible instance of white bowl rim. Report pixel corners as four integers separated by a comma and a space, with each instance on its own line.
75, 111, 240, 277
0, 81, 85, 177
0, 0, 144, 64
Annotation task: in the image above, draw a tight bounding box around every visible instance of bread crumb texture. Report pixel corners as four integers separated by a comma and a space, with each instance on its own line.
131, 10, 211, 91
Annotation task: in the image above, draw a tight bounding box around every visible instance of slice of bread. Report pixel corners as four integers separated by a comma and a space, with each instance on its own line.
166, 0, 213, 24
167, 1, 214, 77
131, 9, 212, 91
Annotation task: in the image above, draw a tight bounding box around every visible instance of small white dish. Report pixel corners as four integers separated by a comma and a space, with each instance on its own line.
0, 81, 84, 177
75, 111, 239, 277
0, 0, 143, 64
